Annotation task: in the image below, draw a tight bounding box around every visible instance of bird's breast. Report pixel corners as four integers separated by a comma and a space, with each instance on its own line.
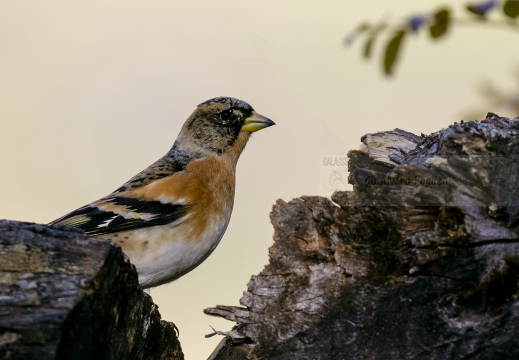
109, 155, 237, 288
110, 207, 232, 288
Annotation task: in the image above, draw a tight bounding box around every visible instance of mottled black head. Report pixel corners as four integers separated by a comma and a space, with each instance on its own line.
183, 97, 273, 154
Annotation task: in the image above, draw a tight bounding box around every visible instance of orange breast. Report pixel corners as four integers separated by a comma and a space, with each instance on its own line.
125, 155, 236, 241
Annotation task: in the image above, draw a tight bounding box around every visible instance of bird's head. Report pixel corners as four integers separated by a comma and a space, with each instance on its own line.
177, 97, 275, 157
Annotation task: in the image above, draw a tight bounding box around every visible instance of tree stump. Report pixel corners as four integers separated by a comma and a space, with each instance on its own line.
205, 114, 519, 359
0, 221, 183, 360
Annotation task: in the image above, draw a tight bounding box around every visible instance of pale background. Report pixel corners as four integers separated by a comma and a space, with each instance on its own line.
1, 1, 518, 358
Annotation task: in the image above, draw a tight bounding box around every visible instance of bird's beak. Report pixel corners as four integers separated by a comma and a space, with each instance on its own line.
241, 111, 276, 132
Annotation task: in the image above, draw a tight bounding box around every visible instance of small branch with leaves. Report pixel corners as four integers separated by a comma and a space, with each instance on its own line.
346, 0, 519, 75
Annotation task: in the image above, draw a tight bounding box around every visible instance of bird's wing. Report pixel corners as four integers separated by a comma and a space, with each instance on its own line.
49, 195, 190, 236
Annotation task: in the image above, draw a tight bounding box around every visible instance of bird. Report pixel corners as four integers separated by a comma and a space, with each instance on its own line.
49, 97, 275, 289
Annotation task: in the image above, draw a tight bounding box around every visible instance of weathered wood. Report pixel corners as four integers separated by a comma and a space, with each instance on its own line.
206, 114, 519, 359
0, 221, 183, 360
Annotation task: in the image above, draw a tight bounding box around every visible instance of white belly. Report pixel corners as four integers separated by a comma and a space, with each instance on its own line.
108, 216, 230, 288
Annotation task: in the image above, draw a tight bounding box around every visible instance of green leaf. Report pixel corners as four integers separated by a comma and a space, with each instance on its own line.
345, 22, 371, 45
363, 34, 376, 59
361, 23, 388, 58
429, 8, 450, 39
356, 22, 370, 33
503, 0, 519, 18
383, 30, 406, 75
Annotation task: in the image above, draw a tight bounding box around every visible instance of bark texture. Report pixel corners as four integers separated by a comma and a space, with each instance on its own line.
0, 221, 183, 360
206, 114, 519, 360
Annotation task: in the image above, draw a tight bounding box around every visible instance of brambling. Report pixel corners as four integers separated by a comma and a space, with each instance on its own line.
49, 97, 275, 289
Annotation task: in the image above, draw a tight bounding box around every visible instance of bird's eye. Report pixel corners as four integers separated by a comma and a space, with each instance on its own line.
220, 109, 234, 124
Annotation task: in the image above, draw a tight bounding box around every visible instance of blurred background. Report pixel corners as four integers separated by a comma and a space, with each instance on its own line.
1, 1, 518, 358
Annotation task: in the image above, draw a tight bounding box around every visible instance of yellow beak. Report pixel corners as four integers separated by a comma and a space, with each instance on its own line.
241, 111, 276, 132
